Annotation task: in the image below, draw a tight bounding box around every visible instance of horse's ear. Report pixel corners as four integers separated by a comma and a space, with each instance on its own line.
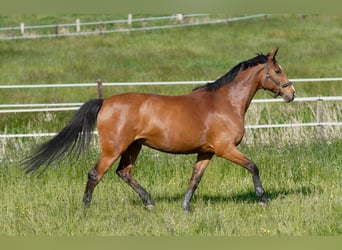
268, 48, 279, 59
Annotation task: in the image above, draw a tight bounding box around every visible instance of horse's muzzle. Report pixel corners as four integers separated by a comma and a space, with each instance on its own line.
283, 91, 295, 103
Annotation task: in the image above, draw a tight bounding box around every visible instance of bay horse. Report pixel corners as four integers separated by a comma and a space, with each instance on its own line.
23, 48, 295, 212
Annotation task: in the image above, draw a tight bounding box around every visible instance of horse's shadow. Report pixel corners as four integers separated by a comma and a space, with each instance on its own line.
153, 186, 315, 205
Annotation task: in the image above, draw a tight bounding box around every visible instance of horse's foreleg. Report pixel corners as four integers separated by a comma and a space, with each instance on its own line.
83, 154, 119, 208
219, 146, 267, 205
182, 153, 213, 213
116, 143, 155, 210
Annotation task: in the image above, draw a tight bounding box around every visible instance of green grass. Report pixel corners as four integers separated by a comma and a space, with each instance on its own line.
0, 14, 341, 236
0, 139, 341, 236
1, 15, 341, 86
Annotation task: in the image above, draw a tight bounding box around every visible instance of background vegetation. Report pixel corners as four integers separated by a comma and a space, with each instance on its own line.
0, 14, 341, 235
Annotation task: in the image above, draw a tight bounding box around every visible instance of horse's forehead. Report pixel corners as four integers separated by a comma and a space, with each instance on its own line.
273, 61, 283, 70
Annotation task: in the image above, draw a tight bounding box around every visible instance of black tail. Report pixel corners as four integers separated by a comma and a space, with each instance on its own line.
23, 99, 104, 175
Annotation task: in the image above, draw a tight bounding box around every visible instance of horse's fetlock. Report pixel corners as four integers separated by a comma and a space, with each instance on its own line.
255, 186, 264, 197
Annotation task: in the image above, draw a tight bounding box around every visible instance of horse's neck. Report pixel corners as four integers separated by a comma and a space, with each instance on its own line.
220, 68, 261, 117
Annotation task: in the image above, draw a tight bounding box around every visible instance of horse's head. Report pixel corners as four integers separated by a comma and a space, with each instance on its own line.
261, 48, 296, 103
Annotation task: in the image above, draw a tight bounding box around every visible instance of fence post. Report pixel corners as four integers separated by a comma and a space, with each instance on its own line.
97, 79, 103, 99
176, 14, 183, 23
76, 18, 81, 32
55, 24, 59, 37
20, 22, 25, 35
316, 95, 323, 139
10, 26, 14, 40
225, 15, 229, 25
142, 18, 146, 32
98, 20, 103, 33
128, 14, 132, 26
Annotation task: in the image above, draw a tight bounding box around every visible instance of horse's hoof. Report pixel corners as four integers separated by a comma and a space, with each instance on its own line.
182, 206, 191, 214
259, 202, 267, 207
259, 198, 268, 207
145, 204, 155, 211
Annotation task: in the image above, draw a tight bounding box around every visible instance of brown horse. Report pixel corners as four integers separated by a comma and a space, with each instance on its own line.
23, 48, 295, 212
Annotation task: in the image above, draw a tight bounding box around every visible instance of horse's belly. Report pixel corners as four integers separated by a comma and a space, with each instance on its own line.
140, 132, 213, 155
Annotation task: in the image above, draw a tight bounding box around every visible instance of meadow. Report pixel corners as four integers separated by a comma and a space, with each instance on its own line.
0, 14, 341, 236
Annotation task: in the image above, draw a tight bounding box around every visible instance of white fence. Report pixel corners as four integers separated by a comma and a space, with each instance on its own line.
0, 14, 267, 40
0, 96, 341, 114
1, 77, 341, 89
1, 78, 341, 139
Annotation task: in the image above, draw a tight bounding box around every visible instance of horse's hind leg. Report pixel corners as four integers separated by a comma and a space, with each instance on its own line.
182, 153, 213, 213
83, 153, 119, 207
116, 142, 155, 209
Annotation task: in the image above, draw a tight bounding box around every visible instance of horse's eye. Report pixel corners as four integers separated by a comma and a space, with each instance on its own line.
275, 69, 282, 74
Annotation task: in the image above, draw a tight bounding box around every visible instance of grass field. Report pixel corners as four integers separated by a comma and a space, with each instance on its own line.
1, 139, 341, 236
0, 14, 341, 236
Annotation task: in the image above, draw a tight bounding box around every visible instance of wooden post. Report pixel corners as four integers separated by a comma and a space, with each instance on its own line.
316, 96, 323, 139
55, 24, 59, 37
97, 79, 103, 99
98, 20, 103, 33
142, 18, 146, 32
76, 18, 81, 32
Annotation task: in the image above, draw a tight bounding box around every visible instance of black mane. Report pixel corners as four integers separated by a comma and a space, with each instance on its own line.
193, 53, 268, 92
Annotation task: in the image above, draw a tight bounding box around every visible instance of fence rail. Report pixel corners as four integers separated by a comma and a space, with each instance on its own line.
1, 96, 342, 113
1, 123, 342, 139
0, 14, 209, 32
1, 78, 341, 139
0, 14, 266, 41
1, 77, 342, 89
